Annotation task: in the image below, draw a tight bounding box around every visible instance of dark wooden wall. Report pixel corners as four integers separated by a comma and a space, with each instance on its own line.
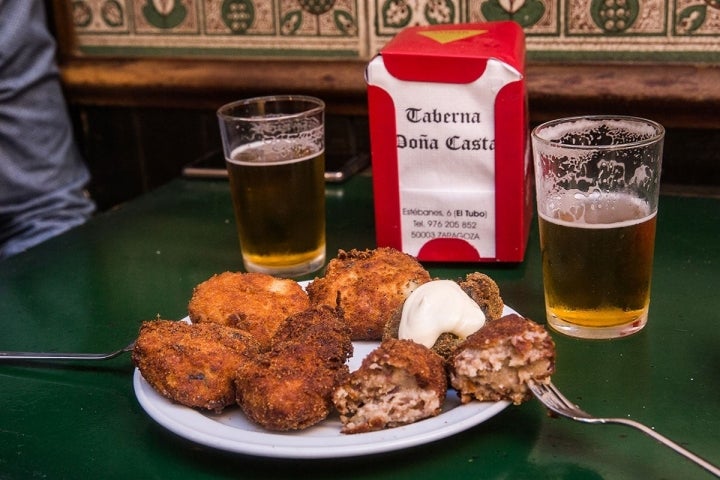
63, 60, 720, 210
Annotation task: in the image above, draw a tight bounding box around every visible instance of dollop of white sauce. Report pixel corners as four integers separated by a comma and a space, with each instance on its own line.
398, 280, 486, 348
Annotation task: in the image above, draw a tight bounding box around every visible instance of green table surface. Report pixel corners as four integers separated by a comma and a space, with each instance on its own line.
1, 175, 718, 479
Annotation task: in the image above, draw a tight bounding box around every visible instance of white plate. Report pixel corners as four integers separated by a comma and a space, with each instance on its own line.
133, 296, 517, 458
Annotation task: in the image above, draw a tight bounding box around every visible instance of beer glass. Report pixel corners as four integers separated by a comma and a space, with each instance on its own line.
217, 95, 326, 277
532, 116, 664, 339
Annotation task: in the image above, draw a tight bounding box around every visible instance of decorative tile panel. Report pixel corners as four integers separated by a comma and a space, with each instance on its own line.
69, 0, 720, 61
72, 0, 367, 58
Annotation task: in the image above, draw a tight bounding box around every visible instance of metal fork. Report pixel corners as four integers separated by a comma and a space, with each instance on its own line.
0, 341, 136, 361
529, 381, 720, 478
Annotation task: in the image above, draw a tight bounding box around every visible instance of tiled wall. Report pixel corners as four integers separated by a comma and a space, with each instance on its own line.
71, 0, 720, 61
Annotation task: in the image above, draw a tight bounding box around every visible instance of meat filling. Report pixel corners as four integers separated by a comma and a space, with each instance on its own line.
334, 366, 442, 433
450, 314, 556, 405
333, 338, 447, 434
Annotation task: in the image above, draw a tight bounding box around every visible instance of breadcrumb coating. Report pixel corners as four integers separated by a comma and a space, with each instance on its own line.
458, 272, 504, 321
307, 248, 431, 340
187, 271, 309, 349
132, 320, 260, 413
235, 306, 353, 431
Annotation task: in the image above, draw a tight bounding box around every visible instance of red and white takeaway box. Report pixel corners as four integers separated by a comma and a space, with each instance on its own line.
366, 21, 532, 263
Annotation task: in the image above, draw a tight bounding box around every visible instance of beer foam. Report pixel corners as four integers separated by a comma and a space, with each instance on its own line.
228, 137, 323, 167
537, 117, 661, 147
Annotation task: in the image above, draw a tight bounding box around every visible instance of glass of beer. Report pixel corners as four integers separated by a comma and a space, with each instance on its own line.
531, 116, 664, 339
217, 95, 326, 277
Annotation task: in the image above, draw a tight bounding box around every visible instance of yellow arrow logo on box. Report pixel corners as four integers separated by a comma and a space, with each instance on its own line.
417, 29, 488, 44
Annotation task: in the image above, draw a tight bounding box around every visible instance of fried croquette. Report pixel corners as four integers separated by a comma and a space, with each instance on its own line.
458, 272, 504, 321
187, 271, 309, 349
333, 338, 447, 434
235, 307, 353, 431
307, 248, 431, 340
132, 320, 260, 413
383, 272, 504, 360
449, 314, 555, 405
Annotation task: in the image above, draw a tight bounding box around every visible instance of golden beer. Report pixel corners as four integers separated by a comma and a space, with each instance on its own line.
227, 141, 325, 276
532, 115, 664, 338
538, 194, 656, 337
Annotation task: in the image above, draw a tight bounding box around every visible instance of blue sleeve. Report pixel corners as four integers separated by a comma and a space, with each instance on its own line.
0, 0, 96, 259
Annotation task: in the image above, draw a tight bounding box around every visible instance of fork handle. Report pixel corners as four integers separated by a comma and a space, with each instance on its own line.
0, 351, 123, 361
607, 417, 720, 477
